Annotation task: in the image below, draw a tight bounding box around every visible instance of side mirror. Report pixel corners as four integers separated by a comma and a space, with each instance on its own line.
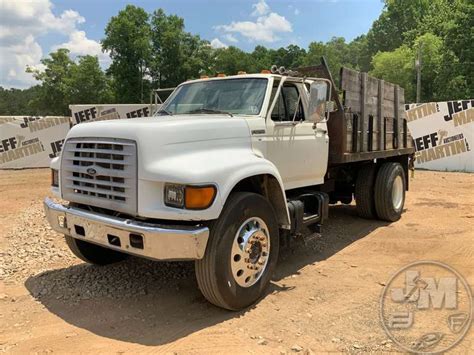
308, 80, 331, 123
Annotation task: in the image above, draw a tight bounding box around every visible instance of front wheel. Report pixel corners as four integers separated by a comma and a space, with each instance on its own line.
195, 192, 279, 310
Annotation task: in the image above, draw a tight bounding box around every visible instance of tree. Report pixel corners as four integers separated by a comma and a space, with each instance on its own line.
413, 33, 443, 101
366, 0, 430, 58
251, 45, 273, 72
304, 37, 354, 85
270, 45, 306, 69
66, 55, 113, 104
102, 5, 151, 103
23, 50, 112, 115
212, 46, 253, 75
433, 0, 473, 100
26, 48, 75, 115
150, 9, 213, 87
0, 86, 42, 115
370, 45, 415, 101
347, 35, 371, 72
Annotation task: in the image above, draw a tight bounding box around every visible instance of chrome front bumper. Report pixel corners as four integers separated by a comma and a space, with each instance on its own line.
43, 198, 209, 260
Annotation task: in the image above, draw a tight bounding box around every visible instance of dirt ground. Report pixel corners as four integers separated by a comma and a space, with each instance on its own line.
0, 169, 472, 354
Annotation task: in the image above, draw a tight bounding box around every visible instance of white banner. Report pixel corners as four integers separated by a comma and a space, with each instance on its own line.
406, 100, 474, 172
1, 104, 161, 169
70, 104, 159, 125
0, 116, 71, 168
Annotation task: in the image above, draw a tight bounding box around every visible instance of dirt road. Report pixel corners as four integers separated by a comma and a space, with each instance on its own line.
0, 169, 473, 354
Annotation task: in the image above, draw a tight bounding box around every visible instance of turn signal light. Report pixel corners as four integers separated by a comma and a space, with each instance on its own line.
185, 186, 217, 210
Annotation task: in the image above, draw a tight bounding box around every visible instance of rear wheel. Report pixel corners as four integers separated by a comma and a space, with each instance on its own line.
65, 235, 128, 265
195, 192, 279, 310
374, 162, 406, 222
355, 164, 376, 219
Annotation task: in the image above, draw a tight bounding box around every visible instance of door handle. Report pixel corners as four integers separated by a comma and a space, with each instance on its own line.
313, 124, 327, 134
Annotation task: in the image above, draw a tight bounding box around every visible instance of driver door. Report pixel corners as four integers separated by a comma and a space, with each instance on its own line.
265, 81, 329, 189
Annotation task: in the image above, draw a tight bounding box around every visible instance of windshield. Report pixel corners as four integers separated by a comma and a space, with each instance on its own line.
159, 78, 268, 116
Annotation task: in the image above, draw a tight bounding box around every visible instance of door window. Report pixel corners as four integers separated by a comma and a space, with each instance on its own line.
271, 84, 305, 122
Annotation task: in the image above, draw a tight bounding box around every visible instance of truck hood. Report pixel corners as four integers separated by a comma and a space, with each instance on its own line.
66, 115, 251, 144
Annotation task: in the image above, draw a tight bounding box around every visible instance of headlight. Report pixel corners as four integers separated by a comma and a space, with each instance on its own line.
51, 169, 59, 187
164, 184, 185, 208
164, 183, 216, 210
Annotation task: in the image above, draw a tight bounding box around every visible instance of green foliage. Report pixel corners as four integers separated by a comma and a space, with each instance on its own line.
0, 86, 42, 115
4, 49, 113, 116
366, 0, 472, 102
150, 9, 212, 87
26, 49, 76, 115
66, 55, 113, 104
371, 45, 415, 101
1, 0, 471, 115
213, 46, 254, 74
102, 5, 151, 103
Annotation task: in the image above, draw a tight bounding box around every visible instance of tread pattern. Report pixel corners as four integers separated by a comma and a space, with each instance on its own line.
374, 162, 405, 222
195, 193, 245, 309
195, 192, 278, 310
355, 164, 376, 219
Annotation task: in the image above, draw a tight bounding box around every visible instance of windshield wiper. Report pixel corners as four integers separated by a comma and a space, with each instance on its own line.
186, 108, 233, 117
155, 109, 173, 116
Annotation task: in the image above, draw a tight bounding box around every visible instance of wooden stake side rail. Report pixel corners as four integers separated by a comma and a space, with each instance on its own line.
294, 58, 414, 165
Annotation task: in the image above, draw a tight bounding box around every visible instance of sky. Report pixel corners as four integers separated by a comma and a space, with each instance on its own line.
0, 0, 384, 89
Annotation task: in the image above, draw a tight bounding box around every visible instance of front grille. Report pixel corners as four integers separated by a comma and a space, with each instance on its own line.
61, 138, 137, 215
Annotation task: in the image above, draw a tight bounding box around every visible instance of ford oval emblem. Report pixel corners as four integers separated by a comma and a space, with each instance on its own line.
86, 167, 97, 176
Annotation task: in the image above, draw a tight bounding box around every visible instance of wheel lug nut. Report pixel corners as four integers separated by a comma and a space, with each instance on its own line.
245, 258, 250, 263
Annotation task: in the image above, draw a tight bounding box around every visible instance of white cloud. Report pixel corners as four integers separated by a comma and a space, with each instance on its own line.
0, 0, 107, 88
216, 0, 292, 43
53, 31, 110, 65
251, 0, 270, 16
223, 34, 239, 43
210, 38, 228, 49
0, 35, 44, 88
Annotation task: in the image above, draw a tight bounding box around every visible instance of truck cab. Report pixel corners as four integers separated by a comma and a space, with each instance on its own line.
44, 61, 413, 310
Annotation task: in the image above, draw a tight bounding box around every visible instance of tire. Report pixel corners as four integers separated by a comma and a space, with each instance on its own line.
355, 164, 376, 219
374, 162, 406, 222
65, 235, 128, 265
195, 192, 279, 310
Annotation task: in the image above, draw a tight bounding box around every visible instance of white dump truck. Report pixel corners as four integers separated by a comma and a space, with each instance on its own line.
44, 59, 414, 310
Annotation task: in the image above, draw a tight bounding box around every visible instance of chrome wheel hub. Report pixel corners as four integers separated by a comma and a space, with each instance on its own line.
392, 175, 404, 211
231, 217, 270, 288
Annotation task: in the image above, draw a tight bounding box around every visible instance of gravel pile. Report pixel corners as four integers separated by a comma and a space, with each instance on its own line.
27, 257, 194, 304
1, 201, 194, 303
0, 201, 77, 282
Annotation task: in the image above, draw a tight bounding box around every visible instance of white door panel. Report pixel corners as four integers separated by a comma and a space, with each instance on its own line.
264, 82, 329, 189
266, 121, 328, 189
